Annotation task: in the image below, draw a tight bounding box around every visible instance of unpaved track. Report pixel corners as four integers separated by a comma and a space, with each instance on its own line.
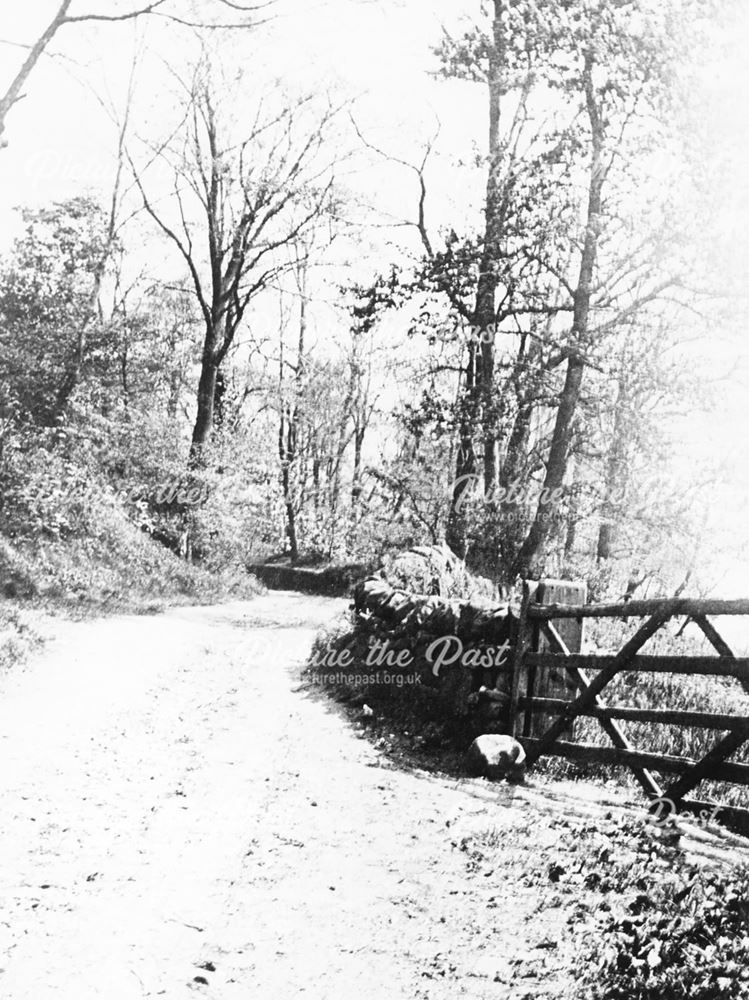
0, 593, 564, 999
10, 590, 731, 999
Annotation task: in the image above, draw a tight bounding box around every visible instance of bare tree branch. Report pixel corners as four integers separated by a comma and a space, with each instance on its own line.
348, 112, 440, 260
0, 0, 272, 146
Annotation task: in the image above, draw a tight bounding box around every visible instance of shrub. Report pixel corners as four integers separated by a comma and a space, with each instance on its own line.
379, 544, 502, 602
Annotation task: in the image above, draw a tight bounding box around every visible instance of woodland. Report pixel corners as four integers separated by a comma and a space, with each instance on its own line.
0, 0, 742, 604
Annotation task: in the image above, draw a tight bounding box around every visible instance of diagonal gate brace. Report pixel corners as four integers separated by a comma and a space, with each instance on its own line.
538, 620, 663, 800
524, 607, 673, 768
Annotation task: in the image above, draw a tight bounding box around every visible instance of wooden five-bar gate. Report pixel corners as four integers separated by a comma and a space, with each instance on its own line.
510, 582, 749, 832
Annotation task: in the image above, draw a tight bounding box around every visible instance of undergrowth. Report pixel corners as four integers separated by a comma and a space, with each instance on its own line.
562, 817, 749, 999
0, 504, 262, 617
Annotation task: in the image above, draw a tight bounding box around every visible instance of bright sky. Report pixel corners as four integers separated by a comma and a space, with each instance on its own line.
0, 1, 469, 224
1, 0, 749, 597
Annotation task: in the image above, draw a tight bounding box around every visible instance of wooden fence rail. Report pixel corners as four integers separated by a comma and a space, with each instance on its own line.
525, 653, 749, 680
513, 585, 749, 832
526, 597, 749, 619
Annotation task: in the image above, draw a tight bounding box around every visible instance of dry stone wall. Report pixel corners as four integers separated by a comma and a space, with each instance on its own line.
351, 575, 518, 724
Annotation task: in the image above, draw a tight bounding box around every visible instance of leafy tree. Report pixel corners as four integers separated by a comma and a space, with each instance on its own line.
393, 0, 713, 581
131, 64, 341, 463
0, 197, 114, 425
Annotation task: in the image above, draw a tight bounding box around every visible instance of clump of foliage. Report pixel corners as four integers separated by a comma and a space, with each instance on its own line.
0, 196, 269, 609
568, 818, 749, 999
379, 544, 503, 602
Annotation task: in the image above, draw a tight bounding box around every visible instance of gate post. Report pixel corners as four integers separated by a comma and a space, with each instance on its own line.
529, 579, 586, 739
509, 578, 586, 741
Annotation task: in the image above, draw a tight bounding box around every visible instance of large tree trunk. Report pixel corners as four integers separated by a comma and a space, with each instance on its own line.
446, 2, 504, 559
312, 448, 321, 512
213, 368, 227, 427
351, 420, 364, 509
277, 257, 308, 563
347, 418, 366, 553
476, 0, 505, 497
500, 398, 533, 495
190, 349, 219, 464
513, 358, 585, 579
513, 53, 604, 579
329, 366, 356, 535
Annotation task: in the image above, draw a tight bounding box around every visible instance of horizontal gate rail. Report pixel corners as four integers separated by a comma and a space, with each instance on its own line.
681, 799, 749, 830
520, 737, 749, 786
527, 597, 749, 619
518, 697, 749, 731
524, 652, 749, 681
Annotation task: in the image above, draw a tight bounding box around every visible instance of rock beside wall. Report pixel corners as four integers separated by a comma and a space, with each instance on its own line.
465, 734, 526, 781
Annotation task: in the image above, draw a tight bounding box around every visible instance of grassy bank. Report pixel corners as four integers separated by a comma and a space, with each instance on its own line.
0, 509, 263, 674
1, 529, 261, 614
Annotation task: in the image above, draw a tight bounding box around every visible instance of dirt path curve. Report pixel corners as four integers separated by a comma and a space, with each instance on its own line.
4, 592, 745, 1000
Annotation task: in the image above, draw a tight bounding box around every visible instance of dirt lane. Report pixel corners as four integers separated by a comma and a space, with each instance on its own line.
0, 590, 672, 1000
0, 595, 335, 996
